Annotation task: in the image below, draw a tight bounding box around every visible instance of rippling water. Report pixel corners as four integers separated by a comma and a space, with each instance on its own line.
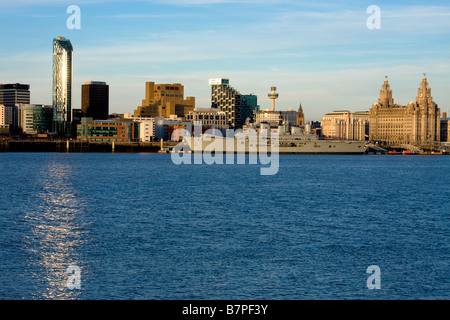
0, 153, 448, 299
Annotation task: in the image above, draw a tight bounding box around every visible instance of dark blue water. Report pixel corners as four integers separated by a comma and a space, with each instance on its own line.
0, 153, 448, 300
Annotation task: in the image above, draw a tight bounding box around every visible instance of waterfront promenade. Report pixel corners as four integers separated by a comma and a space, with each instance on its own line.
0, 140, 178, 153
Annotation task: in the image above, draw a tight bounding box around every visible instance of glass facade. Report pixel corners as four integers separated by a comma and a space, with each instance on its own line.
239, 94, 258, 126
21, 106, 53, 133
52, 36, 73, 132
76, 118, 137, 142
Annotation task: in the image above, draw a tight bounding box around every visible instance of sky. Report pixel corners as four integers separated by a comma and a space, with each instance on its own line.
0, 0, 449, 121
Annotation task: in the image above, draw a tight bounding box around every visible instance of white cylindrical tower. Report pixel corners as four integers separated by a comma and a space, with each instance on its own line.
268, 86, 279, 112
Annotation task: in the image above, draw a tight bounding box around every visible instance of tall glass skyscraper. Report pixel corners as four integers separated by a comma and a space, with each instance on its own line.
52, 36, 73, 134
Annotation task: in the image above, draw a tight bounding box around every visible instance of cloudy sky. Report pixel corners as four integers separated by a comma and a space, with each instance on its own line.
0, 0, 449, 120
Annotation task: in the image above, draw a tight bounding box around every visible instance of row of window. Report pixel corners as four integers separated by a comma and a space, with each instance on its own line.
156, 86, 180, 91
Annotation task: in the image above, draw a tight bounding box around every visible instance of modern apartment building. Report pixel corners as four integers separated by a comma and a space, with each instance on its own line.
126, 116, 156, 142
209, 78, 258, 129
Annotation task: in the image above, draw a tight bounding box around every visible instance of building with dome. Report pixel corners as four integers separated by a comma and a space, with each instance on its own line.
369, 75, 440, 145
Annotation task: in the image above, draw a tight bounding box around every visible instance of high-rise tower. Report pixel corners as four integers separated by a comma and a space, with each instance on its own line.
82, 81, 109, 120
52, 36, 73, 134
268, 86, 279, 112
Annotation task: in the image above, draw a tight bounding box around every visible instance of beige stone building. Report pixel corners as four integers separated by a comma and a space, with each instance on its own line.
134, 82, 195, 120
369, 76, 440, 145
321, 110, 369, 141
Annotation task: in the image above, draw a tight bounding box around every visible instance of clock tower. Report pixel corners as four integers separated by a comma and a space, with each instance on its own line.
416, 73, 433, 106
415, 73, 440, 143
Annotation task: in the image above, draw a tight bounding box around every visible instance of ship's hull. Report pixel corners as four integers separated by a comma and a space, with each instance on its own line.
177, 136, 367, 154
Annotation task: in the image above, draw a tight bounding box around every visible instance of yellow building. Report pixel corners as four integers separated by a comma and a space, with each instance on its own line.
369, 75, 440, 145
134, 82, 195, 119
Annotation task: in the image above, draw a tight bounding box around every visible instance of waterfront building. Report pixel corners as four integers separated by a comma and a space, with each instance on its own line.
133, 82, 195, 120
321, 110, 369, 141
369, 75, 440, 145
82, 81, 109, 120
154, 117, 190, 141
441, 113, 449, 143
185, 108, 228, 134
209, 78, 258, 129
77, 117, 138, 142
123, 115, 156, 142
17, 104, 53, 134
0, 83, 30, 129
52, 36, 73, 134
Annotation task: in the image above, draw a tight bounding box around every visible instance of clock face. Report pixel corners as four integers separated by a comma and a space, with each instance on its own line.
419, 93, 423, 97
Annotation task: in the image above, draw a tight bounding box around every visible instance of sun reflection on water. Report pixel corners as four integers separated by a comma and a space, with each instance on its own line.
23, 159, 89, 300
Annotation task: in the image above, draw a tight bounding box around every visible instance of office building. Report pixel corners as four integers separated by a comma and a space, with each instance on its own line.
0, 83, 30, 106
17, 104, 53, 134
82, 81, 109, 120
134, 82, 195, 119
52, 36, 73, 133
77, 118, 138, 142
0, 83, 30, 129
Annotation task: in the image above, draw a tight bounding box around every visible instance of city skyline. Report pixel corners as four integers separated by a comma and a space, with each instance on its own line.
0, 0, 450, 120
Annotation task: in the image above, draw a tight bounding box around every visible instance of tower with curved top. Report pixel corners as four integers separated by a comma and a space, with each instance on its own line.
268, 86, 279, 112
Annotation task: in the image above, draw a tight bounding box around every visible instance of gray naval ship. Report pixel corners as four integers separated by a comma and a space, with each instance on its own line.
175, 122, 367, 155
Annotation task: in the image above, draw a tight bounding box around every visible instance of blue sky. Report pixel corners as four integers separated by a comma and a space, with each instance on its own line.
0, 0, 449, 120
